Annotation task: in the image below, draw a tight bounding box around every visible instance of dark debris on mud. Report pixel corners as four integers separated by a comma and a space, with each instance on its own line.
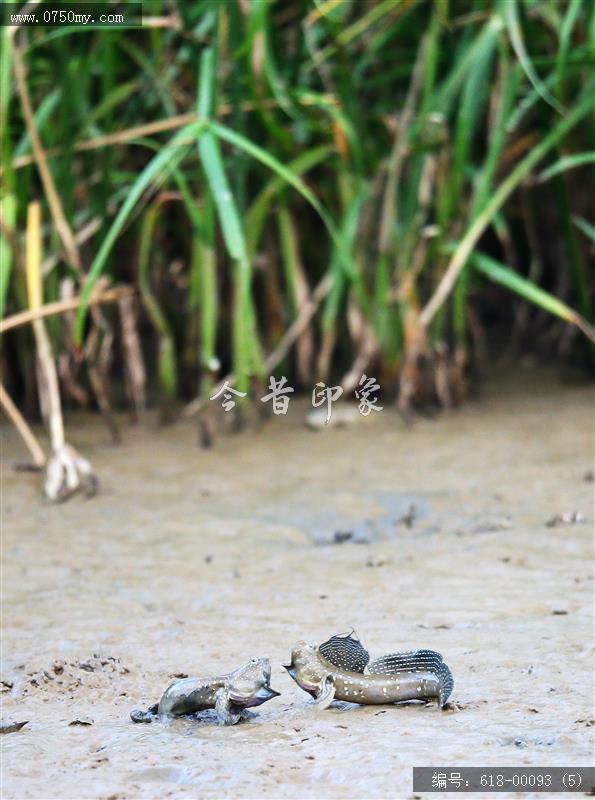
11, 654, 130, 698
68, 716, 94, 726
546, 510, 586, 527
0, 720, 29, 734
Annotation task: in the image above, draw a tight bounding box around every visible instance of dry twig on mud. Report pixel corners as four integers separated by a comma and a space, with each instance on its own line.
12, 39, 81, 272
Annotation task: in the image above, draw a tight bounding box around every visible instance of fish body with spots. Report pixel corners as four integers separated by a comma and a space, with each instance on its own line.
285, 635, 454, 710
333, 669, 442, 704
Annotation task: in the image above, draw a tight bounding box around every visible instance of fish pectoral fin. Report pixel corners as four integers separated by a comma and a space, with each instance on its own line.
215, 688, 242, 726
312, 675, 335, 710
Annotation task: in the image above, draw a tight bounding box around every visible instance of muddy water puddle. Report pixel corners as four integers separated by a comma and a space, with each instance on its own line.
1, 372, 593, 798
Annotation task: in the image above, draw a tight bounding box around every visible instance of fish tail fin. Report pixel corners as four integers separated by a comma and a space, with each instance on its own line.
367, 648, 454, 706
437, 661, 454, 708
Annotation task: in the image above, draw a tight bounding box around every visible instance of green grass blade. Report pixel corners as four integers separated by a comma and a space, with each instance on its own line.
421, 81, 595, 326
198, 131, 246, 263
245, 144, 333, 259
0, 193, 16, 318
14, 89, 61, 158
471, 56, 521, 219
304, 0, 409, 72
208, 119, 357, 283
556, 0, 582, 97
444, 19, 498, 223
553, 171, 592, 321
502, 0, 564, 114
74, 120, 206, 342
197, 198, 217, 370
433, 16, 504, 116
538, 153, 595, 182
572, 215, 595, 245
197, 47, 262, 389
0, 31, 14, 192
138, 205, 178, 401
470, 250, 594, 342
321, 191, 365, 331
80, 81, 139, 136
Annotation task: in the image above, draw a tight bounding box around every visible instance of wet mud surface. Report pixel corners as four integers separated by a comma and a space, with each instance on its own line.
1, 372, 593, 799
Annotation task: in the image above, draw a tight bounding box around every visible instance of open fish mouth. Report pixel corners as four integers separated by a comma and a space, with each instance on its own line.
282, 664, 298, 682
259, 687, 281, 700
239, 686, 281, 707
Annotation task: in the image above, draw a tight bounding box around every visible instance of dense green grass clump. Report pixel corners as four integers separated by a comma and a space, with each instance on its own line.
1, 0, 593, 423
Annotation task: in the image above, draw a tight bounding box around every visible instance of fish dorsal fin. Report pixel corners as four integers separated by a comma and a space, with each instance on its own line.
367, 649, 444, 675
318, 630, 370, 673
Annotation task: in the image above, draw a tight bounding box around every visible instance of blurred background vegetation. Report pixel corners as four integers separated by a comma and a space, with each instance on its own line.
1, 0, 594, 440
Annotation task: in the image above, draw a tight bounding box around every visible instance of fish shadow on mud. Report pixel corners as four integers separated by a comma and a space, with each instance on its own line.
133, 708, 261, 735
323, 699, 449, 713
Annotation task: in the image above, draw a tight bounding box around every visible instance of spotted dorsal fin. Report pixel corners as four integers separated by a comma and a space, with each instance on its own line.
366, 649, 444, 675
318, 631, 370, 673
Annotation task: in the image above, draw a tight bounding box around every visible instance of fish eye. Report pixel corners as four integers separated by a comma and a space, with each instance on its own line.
250, 657, 259, 664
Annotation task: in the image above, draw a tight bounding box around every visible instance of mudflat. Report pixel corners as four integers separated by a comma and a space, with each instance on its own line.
1, 371, 593, 799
